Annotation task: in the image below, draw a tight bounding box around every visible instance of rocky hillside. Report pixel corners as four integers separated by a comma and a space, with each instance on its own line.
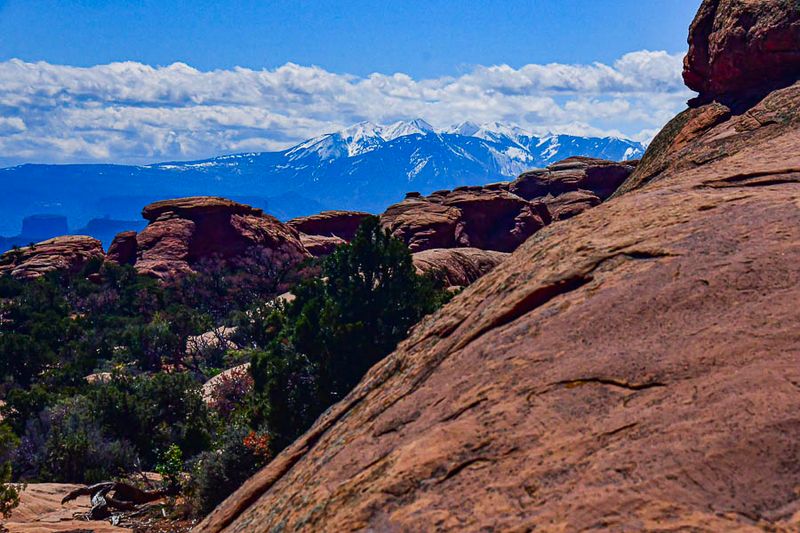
195, 0, 800, 531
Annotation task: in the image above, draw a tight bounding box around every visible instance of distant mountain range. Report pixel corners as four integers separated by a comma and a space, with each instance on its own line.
0, 119, 645, 249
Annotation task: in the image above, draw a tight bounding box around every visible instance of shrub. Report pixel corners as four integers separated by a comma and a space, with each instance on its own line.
187, 426, 271, 516
0, 424, 20, 518
14, 397, 136, 483
87, 371, 213, 467
206, 365, 254, 421
155, 443, 184, 489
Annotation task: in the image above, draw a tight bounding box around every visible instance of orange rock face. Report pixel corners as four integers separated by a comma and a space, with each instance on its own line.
197, 86, 800, 533
287, 210, 372, 241
683, 0, 800, 104
0, 235, 104, 280
196, 4, 800, 532
381, 158, 634, 254
298, 233, 347, 257
133, 197, 310, 279
412, 248, 509, 288
509, 156, 635, 201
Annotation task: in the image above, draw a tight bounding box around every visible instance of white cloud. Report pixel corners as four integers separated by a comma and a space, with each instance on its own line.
0, 50, 692, 165
0, 116, 25, 135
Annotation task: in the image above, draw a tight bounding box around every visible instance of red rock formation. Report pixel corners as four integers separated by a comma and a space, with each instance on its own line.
299, 234, 347, 257
684, 0, 800, 104
0, 235, 104, 280
288, 211, 372, 241
381, 188, 549, 253
509, 157, 635, 201
134, 197, 310, 279
381, 158, 632, 254
412, 248, 508, 288
106, 230, 138, 265
544, 190, 601, 221
442, 189, 548, 252
196, 2, 800, 531
380, 196, 462, 252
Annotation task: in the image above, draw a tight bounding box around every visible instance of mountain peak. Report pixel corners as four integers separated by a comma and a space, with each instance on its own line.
448, 121, 481, 136
382, 118, 435, 141
285, 119, 645, 166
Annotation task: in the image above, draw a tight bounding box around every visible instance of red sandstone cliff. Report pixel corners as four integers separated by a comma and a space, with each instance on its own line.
195, 1, 800, 530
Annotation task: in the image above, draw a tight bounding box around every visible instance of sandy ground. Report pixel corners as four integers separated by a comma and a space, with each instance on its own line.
3, 483, 130, 533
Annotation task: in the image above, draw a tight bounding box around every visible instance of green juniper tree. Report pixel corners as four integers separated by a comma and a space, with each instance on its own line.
251, 216, 448, 452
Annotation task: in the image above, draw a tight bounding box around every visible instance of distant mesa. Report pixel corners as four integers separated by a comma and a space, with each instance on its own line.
0, 214, 69, 253
0, 215, 146, 254
72, 217, 147, 248
20, 215, 68, 242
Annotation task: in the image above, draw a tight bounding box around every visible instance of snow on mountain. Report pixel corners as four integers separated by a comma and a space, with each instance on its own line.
383, 118, 436, 141
283, 118, 643, 169
147, 118, 646, 212
447, 121, 481, 137
0, 119, 646, 239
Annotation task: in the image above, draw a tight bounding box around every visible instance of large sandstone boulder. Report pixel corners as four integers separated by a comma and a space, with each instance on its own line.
412, 248, 509, 289
298, 234, 347, 258
381, 189, 548, 253
543, 190, 602, 221
287, 211, 372, 241
0, 235, 104, 280
133, 197, 310, 279
196, 3, 800, 531
684, 0, 800, 104
381, 158, 634, 254
510, 157, 635, 201
106, 230, 138, 265
380, 195, 463, 252
202, 363, 252, 404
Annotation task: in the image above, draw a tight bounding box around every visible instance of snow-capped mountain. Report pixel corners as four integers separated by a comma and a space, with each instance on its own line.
0, 119, 645, 242
286, 119, 438, 160
281, 119, 642, 175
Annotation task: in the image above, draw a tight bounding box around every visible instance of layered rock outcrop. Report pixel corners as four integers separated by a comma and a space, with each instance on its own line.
298, 234, 347, 258
412, 248, 509, 289
287, 211, 372, 257
196, 1, 800, 531
0, 235, 104, 280
684, 0, 800, 104
106, 230, 138, 265
132, 197, 309, 279
287, 211, 372, 241
381, 158, 635, 253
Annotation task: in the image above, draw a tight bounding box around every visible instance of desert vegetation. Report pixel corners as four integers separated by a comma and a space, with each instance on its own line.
0, 217, 448, 521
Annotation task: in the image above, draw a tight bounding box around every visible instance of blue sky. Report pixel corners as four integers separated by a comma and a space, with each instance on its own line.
0, 0, 700, 165
0, 0, 697, 77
